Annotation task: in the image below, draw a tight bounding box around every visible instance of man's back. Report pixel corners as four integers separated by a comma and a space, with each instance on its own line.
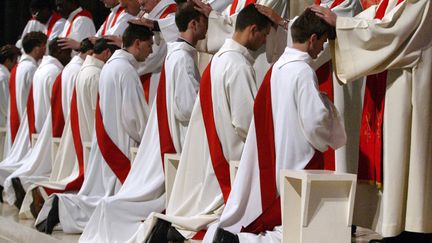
210, 38, 257, 161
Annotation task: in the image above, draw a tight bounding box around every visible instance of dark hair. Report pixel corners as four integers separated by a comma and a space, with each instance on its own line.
175, 1, 205, 32
22, 31, 48, 54
235, 4, 271, 32
0, 45, 21, 64
30, 0, 53, 10
48, 37, 62, 56
291, 8, 331, 43
78, 38, 94, 53
122, 24, 154, 48
93, 38, 119, 54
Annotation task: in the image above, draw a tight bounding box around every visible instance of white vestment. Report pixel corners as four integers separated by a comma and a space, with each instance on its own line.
129, 39, 257, 242
331, 0, 432, 237
136, 0, 178, 108
0, 64, 10, 129
204, 47, 346, 243
95, 4, 133, 37
80, 41, 200, 243
59, 7, 96, 42
0, 64, 10, 160
2, 55, 64, 205
1, 54, 38, 158
36, 49, 149, 233
15, 56, 86, 218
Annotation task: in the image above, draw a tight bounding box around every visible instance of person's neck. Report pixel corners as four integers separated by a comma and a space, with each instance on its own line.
79, 52, 87, 60
28, 52, 41, 62
232, 31, 249, 50
292, 42, 308, 53
93, 53, 106, 63
179, 32, 196, 47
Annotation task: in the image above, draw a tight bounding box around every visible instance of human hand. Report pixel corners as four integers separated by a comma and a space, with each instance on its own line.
190, 0, 212, 17
255, 4, 286, 29
57, 38, 81, 50
128, 17, 155, 29
309, 4, 337, 27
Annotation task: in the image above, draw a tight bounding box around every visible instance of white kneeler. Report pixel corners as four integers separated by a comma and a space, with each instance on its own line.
164, 153, 181, 208
281, 170, 357, 243
0, 126, 6, 159
229, 160, 240, 186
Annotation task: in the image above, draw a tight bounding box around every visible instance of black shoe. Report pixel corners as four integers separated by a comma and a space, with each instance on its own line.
146, 218, 171, 243
167, 226, 185, 242
352, 225, 357, 236
11, 177, 25, 209
36, 196, 60, 235
0, 185, 3, 203
30, 187, 45, 219
213, 227, 239, 243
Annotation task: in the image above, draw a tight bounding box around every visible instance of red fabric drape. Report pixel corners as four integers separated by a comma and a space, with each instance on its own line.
101, 7, 125, 36
26, 85, 36, 143
9, 64, 21, 142
160, 4, 177, 19
140, 73, 152, 104
200, 62, 231, 203
95, 96, 131, 184
50, 72, 65, 137
156, 64, 176, 170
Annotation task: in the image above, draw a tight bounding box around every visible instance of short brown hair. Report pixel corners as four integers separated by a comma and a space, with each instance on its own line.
22, 31, 48, 54
0, 45, 21, 64
291, 8, 331, 43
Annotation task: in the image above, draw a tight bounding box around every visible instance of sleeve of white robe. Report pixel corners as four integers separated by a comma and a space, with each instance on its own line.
121, 76, 148, 143
297, 67, 346, 151
89, 73, 99, 112
173, 54, 200, 123
332, 0, 432, 83
226, 63, 257, 141
157, 15, 179, 43
0, 75, 8, 121
49, 19, 66, 41
67, 16, 96, 42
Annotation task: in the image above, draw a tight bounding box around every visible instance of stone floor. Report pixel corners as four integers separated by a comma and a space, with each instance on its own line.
0, 202, 382, 243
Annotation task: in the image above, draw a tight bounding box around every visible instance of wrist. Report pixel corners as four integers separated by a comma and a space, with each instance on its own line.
278, 18, 289, 30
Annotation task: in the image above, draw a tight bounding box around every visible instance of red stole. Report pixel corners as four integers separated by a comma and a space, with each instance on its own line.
314, 0, 348, 171
26, 84, 36, 143
46, 12, 62, 38
140, 73, 152, 104
45, 87, 84, 195
101, 7, 125, 36
230, 0, 256, 16
357, 0, 404, 184
241, 67, 326, 234
9, 64, 21, 142
200, 62, 231, 203
156, 64, 176, 169
65, 10, 93, 37
50, 72, 65, 137
95, 96, 131, 184
159, 4, 177, 19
